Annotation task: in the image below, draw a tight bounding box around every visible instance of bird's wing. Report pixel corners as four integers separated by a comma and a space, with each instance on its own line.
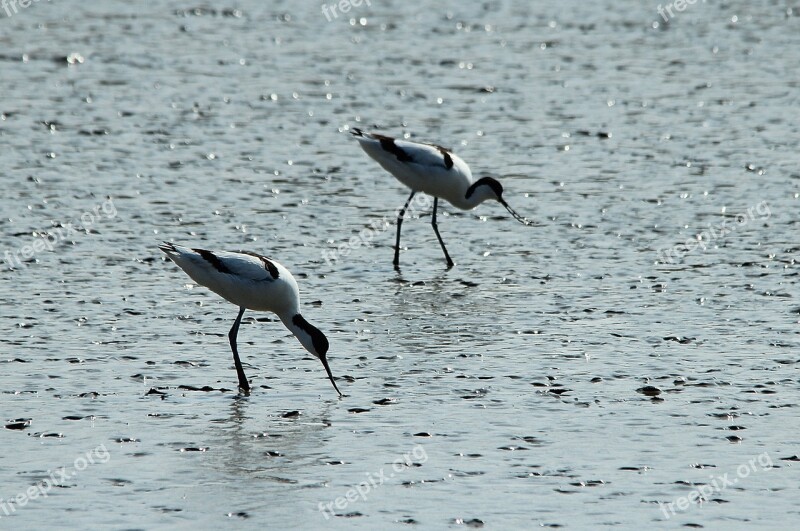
160, 243, 279, 282
395, 139, 455, 170
351, 128, 456, 171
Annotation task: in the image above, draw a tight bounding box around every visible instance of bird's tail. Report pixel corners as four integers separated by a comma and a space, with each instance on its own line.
349, 127, 365, 138
159, 241, 180, 256
159, 241, 196, 261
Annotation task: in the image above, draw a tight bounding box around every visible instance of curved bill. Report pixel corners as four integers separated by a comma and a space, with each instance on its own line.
499, 198, 533, 226
319, 355, 343, 397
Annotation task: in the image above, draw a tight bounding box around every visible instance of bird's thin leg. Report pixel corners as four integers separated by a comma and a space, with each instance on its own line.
394, 191, 416, 270
431, 197, 454, 269
228, 306, 250, 393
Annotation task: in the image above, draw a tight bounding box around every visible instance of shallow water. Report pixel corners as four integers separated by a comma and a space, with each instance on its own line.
1, 0, 798, 528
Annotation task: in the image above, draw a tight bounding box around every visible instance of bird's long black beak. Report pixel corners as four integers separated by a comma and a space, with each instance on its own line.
319, 355, 343, 397
499, 198, 533, 226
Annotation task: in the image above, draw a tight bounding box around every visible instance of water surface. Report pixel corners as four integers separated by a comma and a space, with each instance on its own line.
1, 1, 798, 528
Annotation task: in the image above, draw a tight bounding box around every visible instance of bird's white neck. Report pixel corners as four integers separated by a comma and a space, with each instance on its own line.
280, 313, 326, 358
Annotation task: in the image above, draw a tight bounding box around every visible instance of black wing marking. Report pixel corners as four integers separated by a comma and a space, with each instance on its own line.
432, 144, 454, 169
373, 134, 414, 162
239, 250, 280, 279
194, 248, 233, 274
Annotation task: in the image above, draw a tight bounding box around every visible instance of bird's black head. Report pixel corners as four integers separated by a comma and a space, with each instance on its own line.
466, 176, 504, 201
292, 314, 340, 396
292, 314, 329, 357
467, 176, 533, 226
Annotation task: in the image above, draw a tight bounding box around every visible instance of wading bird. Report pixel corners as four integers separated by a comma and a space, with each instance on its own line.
350, 128, 532, 269
159, 242, 342, 396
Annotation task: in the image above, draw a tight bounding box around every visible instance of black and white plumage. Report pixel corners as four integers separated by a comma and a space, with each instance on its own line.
350, 128, 532, 269
159, 242, 341, 396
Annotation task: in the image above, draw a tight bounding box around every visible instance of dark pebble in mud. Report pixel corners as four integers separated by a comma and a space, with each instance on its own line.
146, 388, 168, 396
413, 432, 432, 437
281, 411, 301, 418
781, 455, 800, 461
33, 432, 64, 438
179, 385, 219, 392
252, 432, 282, 439
348, 408, 370, 414
326, 460, 345, 465
5, 418, 32, 430
708, 412, 739, 419
637, 386, 662, 397
79, 129, 109, 136
663, 336, 695, 344
179, 447, 208, 452
339, 512, 363, 518
226, 512, 249, 519
115, 437, 140, 443
514, 436, 542, 445
373, 398, 397, 405
264, 451, 283, 457
726, 435, 743, 443
570, 480, 605, 487
454, 518, 484, 528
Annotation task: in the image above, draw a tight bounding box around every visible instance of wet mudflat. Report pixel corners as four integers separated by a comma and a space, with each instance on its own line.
1, 0, 798, 528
